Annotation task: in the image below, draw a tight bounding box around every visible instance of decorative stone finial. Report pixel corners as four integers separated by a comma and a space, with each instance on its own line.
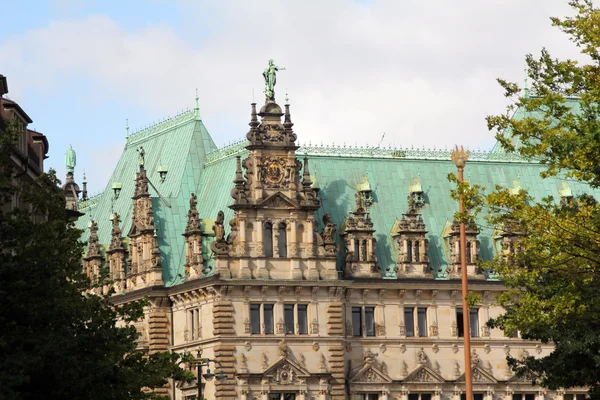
65, 145, 76, 173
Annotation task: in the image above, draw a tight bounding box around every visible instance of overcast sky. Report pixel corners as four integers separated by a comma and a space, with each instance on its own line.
0, 0, 583, 193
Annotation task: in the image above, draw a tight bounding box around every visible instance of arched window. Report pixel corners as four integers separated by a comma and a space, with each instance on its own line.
354, 239, 360, 261
278, 222, 287, 258
414, 240, 420, 262
264, 222, 273, 257
361, 239, 367, 261
407, 240, 413, 262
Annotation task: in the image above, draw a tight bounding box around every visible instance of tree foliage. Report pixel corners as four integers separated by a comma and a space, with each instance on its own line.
484, 1, 600, 397
0, 117, 193, 400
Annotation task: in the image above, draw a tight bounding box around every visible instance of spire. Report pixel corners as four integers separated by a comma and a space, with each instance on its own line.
194, 88, 201, 120
231, 156, 248, 204
523, 65, 529, 98
126, 119, 129, 138
284, 103, 293, 128
82, 171, 88, 201
234, 155, 244, 184
249, 103, 259, 128
302, 157, 313, 188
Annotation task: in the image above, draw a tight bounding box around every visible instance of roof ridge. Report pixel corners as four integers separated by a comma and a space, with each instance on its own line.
126, 109, 196, 145
204, 137, 536, 164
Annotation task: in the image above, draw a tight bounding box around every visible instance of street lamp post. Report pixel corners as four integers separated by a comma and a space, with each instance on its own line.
451, 146, 473, 400
195, 352, 228, 400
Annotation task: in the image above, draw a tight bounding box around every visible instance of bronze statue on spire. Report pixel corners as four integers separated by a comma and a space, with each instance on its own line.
263, 59, 285, 101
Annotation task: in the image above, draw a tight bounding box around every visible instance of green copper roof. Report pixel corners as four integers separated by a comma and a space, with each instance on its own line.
77, 110, 217, 286
196, 149, 599, 280
76, 103, 600, 287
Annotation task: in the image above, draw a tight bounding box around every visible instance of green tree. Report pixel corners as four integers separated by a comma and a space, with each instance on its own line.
0, 117, 193, 399
485, 1, 600, 397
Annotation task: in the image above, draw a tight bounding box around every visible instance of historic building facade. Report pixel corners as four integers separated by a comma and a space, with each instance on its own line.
0, 73, 50, 215
76, 70, 595, 400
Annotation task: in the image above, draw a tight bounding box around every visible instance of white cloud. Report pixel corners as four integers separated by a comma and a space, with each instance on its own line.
0, 0, 584, 174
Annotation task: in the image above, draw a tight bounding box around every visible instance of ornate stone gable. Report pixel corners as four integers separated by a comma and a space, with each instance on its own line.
508, 370, 537, 384
349, 350, 393, 384
393, 179, 431, 277
349, 364, 393, 384
263, 357, 311, 385
448, 218, 484, 278
404, 365, 446, 383
341, 190, 379, 278
456, 366, 497, 384
210, 84, 337, 280
125, 154, 163, 289
258, 191, 300, 209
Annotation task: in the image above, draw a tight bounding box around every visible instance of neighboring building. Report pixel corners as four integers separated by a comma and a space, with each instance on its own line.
0, 74, 49, 214
76, 77, 597, 400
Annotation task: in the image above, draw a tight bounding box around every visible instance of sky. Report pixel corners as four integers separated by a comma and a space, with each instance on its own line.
0, 0, 583, 194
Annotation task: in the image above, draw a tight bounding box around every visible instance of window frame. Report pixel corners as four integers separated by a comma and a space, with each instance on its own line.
250, 303, 275, 335
352, 306, 377, 337
456, 307, 479, 338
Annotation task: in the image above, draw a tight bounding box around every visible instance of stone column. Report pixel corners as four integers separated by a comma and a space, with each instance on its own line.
256, 219, 264, 255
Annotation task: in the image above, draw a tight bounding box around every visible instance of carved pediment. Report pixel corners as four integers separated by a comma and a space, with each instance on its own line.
258, 192, 299, 209
263, 357, 310, 385
457, 366, 497, 384
350, 365, 392, 383
508, 371, 537, 384
404, 365, 445, 383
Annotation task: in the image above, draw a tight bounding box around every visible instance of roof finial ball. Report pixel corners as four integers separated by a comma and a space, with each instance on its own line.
262, 59, 286, 102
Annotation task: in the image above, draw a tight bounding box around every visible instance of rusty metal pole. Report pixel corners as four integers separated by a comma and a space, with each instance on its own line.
452, 146, 473, 400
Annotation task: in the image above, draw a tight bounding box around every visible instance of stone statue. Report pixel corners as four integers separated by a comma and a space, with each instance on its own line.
65, 145, 76, 173
263, 59, 285, 101
471, 349, 480, 368
137, 146, 145, 167
363, 350, 378, 365
322, 214, 336, 243
418, 347, 428, 364
214, 211, 225, 242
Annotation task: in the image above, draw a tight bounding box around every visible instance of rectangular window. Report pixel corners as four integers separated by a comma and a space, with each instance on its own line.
284, 304, 295, 334
417, 307, 428, 337
264, 304, 274, 334
457, 308, 480, 337
365, 307, 375, 337
250, 304, 261, 334
469, 308, 479, 338
513, 394, 536, 400
461, 394, 484, 400
357, 395, 379, 400
564, 395, 587, 400
404, 308, 415, 337
352, 307, 362, 337
270, 394, 296, 400
297, 304, 308, 334
409, 395, 432, 400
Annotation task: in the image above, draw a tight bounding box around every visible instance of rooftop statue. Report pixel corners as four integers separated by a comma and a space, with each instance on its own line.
263, 59, 285, 101
137, 146, 145, 167
65, 145, 76, 173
